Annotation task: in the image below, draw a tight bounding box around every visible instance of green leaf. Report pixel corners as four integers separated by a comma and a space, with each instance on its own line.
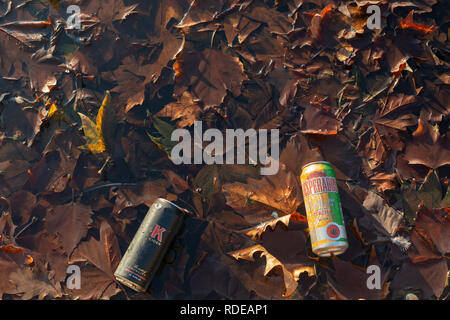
146, 115, 178, 157
418, 170, 443, 209
401, 169, 447, 225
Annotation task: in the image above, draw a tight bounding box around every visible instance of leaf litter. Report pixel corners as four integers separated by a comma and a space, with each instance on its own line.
0, 0, 448, 300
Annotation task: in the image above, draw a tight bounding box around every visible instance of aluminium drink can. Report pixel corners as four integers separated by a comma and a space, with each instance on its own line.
114, 198, 188, 292
300, 161, 348, 257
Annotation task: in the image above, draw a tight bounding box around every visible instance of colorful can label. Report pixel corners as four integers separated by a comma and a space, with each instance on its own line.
300, 161, 348, 256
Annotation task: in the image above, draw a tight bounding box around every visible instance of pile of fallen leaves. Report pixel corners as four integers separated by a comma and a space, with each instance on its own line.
0, 0, 448, 300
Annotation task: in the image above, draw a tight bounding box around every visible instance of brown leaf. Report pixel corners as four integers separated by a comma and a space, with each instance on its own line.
414, 207, 449, 256
230, 244, 299, 297
9, 190, 37, 226
369, 172, 399, 193
46, 203, 93, 255
399, 10, 437, 33
9, 264, 62, 300
230, 221, 312, 297
279, 134, 323, 176
327, 247, 390, 300
245, 214, 292, 240
390, 258, 447, 299
177, 0, 237, 28
69, 219, 121, 280
27, 149, 75, 194
223, 167, 302, 225
0, 160, 31, 197
174, 48, 246, 109
65, 265, 121, 300
111, 180, 168, 214
16, 231, 68, 283
0, 257, 19, 297
111, 29, 184, 113
162, 170, 190, 194
403, 117, 450, 169
300, 104, 342, 135
156, 92, 202, 128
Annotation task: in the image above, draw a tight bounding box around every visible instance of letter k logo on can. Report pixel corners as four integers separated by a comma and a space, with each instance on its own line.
151, 224, 166, 242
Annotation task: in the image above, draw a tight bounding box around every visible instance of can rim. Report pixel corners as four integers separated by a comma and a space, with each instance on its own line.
301, 161, 331, 171
157, 198, 191, 215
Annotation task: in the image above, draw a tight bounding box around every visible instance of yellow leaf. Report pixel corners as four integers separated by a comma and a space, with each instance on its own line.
96, 90, 112, 136
78, 91, 113, 153
47, 103, 58, 118
78, 112, 106, 153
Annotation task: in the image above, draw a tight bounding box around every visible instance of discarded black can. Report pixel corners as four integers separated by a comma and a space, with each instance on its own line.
114, 198, 187, 292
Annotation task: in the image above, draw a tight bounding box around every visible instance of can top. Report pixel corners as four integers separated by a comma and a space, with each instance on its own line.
301, 161, 331, 171
157, 198, 191, 216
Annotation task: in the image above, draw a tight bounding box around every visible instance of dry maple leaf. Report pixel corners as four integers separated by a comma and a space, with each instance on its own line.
244, 214, 292, 241
300, 104, 342, 135
45, 202, 93, 255
110, 31, 183, 113
174, 48, 247, 109
65, 264, 121, 300
177, 0, 236, 29
369, 172, 399, 193
307, 4, 334, 40
327, 247, 390, 300
279, 134, 323, 176
75, 0, 139, 34
0, 160, 31, 197
110, 179, 168, 215
229, 220, 312, 298
0, 257, 20, 296
230, 244, 299, 297
390, 257, 447, 299
68, 219, 121, 299
222, 167, 302, 225
358, 94, 419, 171
27, 150, 73, 194
17, 231, 69, 283
391, 207, 449, 299
8, 190, 37, 226
156, 91, 202, 128
414, 207, 449, 256
399, 10, 437, 33
403, 116, 450, 169
9, 264, 62, 300
162, 170, 190, 194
